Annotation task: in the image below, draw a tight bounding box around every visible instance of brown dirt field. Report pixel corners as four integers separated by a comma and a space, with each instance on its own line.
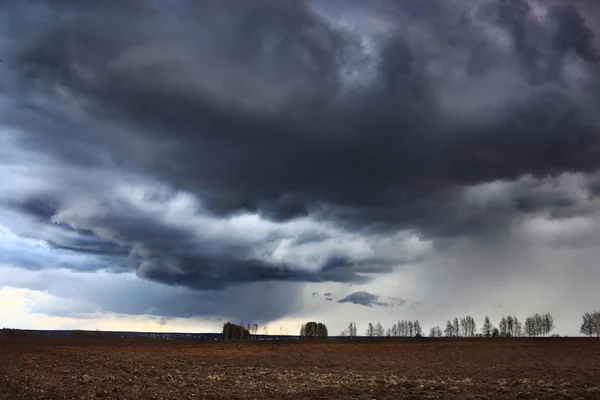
1, 338, 600, 399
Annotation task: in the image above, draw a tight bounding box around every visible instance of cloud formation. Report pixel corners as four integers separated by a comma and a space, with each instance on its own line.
0, 0, 599, 326
338, 291, 405, 308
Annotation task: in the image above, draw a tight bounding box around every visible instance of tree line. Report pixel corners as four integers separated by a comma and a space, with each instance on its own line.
220, 311, 600, 340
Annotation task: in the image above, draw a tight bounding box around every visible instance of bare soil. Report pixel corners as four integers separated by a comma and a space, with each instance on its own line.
1, 337, 600, 399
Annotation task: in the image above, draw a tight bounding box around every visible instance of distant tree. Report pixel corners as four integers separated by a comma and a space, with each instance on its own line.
391, 322, 398, 338
507, 316, 514, 337
349, 322, 357, 338
492, 327, 499, 337
414, 320, 422, 337
513, 317, 522, 337
339, 329, 348, 337
429, 326, 442, 338
482, 316, 492, 337
262, 325, 269, 335
581, 313, 594, 337
523, 313, 554, 337
375, 322, 385, 337
222, 322, 250, 340
398, 320, 409, 337
385, 328, 392, 337
366, 323, 375, 338
249, 323, 259, 339
590, 311, 600, 337
453, 318, 460, 337
444, 320, 455, 337
408, 321, 414, 337
543, 313, 555, 337
499, 317, 508, 337
524, 317, 535, 337
300, 322, 328, 339
459, 316, 476, 337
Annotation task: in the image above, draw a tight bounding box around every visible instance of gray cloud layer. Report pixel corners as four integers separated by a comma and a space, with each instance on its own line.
1, 0, 600, 321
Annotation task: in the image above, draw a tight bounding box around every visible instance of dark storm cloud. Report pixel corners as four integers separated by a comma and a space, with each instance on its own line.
1, 0, 600, 303
338, 291, 390, 308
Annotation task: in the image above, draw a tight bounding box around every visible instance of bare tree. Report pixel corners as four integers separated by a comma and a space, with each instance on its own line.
366, 322, 375, 338
460, 317, 467, 337
499, 317, 508, 337
348, 322, 357, 338
590, 311, 600, 337
467, 316, 476, 337
391, 322, 398, 338
581, 312, 594, 337
513, 317, 522, 337
429, 326, 442, 338
523, 313, 555, 337
262, 325, 269, 336
375, 322, 385, 337
408, 321, 414, 337
453, 318, 460, 337
507, 316, 514, 337
444, 320, 455, 337
414, 320, 422, 337
482, 316, 493, 337
543, 313, 555, 337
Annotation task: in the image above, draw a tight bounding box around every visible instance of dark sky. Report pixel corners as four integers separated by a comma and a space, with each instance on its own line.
0, 0, 599, 334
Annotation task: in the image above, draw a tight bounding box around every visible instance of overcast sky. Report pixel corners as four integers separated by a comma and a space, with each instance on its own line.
1, 0, 600, 336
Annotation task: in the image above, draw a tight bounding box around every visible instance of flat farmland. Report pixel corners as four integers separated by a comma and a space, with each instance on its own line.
1, 338, 600, 399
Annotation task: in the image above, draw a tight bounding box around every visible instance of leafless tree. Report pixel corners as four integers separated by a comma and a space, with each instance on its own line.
444, 320, 455, 337
366, 322, 375, 338
523, 313, 555, 337
375, 322, 385, 337
513, 317, 522, 337
482, 316, 493, 337
429, 326, 442, 338
391, 322, 398, 338
581, 312, 594, 337
453, 318, 460, 337
499, 317, 508, 337
347, 322, 357, 338
587, 311, 600, 337
460, 317, 467, 337
414, 320, 422, 337
543, 313, 555, 336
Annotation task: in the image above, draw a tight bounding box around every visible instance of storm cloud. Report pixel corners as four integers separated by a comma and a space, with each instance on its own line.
338, 291, 391, 308
1, 0, 600, 325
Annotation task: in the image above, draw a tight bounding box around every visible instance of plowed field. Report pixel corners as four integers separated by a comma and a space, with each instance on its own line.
1, 337, 599, 399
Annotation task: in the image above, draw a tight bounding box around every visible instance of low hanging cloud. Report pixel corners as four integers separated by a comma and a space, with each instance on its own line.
0, 0, 599, 323
338, 291, 405, 308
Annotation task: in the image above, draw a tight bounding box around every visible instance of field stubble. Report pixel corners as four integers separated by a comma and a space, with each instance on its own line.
1, 338, 600, 399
